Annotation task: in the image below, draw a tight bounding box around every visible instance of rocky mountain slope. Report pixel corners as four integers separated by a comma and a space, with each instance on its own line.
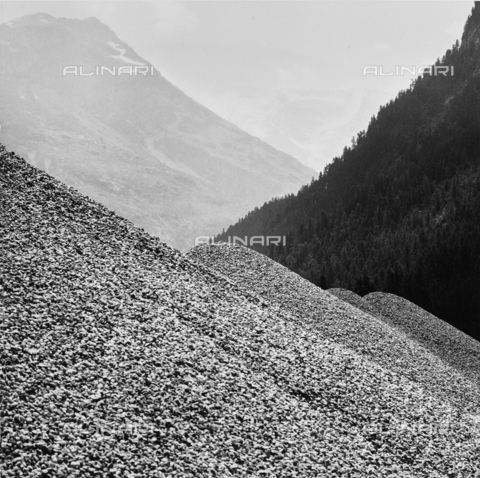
0, 13, 314, 251
2, 146, 480, 476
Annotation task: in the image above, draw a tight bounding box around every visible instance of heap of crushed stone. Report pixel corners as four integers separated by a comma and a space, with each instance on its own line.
327, 287, 480, 388
188, 244, 480, 414
2, 146, 480, 477
327, 288, 384, 321
364, 292, 480, 388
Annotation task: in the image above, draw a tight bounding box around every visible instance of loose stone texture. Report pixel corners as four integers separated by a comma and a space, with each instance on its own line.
327, 288, 384, 321
364, 291, 480, 388
1, 145, 480, 477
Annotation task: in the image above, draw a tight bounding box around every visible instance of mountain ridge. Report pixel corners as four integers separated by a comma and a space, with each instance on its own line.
0, 12, 314, 251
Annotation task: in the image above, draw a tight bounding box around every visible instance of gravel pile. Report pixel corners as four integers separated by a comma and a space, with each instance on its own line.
1, 146, 480, 477
327, 288, 384, 321
327, 288, 480, 388
364, 292, 480, 388
188, 245, 480, 414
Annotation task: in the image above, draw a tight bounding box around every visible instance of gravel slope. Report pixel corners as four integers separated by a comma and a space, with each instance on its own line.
188, 245, 480, 414
364, 292, 480, 388
2, 145, 480, 477
328, 288, 480, 389
327, 288, 384, 321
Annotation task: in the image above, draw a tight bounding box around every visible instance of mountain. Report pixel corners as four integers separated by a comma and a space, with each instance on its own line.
1, 145, 480, 476
207, 85, 394, 171
214, 2, 480, 341
0, 13, 314, 251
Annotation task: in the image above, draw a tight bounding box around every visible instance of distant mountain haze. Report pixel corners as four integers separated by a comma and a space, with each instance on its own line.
0, 12, 314, 250
215, 3, 480, 341
204, 84, 395, 171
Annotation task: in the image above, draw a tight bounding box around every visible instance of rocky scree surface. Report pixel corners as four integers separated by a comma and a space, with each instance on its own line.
1, 145, 480, 477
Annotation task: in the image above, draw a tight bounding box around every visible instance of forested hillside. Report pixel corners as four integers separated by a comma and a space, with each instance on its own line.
215, 3, 480, 340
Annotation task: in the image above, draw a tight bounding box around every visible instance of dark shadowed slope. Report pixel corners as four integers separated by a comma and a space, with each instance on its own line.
364, 292, 480, 388
1, 146, 480, 477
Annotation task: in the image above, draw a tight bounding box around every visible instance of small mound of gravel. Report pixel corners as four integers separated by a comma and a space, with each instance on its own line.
2, 146, 480, 477
364, 292, 480, 387
327, 288, 384, 320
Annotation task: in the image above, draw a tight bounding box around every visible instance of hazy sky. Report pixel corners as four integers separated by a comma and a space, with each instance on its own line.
0, 1, 474, 170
